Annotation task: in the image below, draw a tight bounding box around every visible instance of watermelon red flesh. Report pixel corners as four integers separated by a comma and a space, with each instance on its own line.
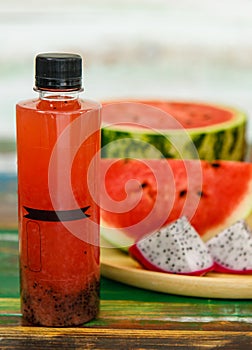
102, 101, 233, 129
100, 159, 252, 244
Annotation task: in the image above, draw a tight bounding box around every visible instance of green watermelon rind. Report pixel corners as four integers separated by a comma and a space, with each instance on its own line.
101, 103, 247, 161
100, 223, 134, 251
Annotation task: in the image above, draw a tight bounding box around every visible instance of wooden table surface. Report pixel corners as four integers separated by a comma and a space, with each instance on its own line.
1, 229, 252, 349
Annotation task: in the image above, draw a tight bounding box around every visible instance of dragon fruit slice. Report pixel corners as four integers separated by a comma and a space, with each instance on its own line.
206, 220, 252, 274
129, 216, 214, 276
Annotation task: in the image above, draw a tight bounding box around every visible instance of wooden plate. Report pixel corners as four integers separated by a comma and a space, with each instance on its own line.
101, 243, 252, 299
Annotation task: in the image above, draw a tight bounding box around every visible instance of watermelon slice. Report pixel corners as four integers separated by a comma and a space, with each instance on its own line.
101, 100, 247, 161
100, 158, 252, 249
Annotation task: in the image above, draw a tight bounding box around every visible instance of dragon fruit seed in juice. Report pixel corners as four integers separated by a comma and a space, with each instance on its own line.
16, 53, 101, 326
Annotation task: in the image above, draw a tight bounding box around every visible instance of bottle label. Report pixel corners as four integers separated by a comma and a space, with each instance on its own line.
24, 206, 91, 222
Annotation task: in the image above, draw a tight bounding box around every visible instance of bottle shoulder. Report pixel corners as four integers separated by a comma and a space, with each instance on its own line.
16, 97, 101, 112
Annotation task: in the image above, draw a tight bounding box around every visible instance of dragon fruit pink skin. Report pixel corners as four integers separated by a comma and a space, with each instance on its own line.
129, 216, 215, 276
206, 220, 252, 274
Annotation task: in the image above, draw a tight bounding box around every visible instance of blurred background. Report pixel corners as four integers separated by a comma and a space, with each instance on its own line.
1, 0, 252, 168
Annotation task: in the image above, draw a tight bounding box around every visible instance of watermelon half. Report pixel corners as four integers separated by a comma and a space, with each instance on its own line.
101, 100, 247, 161
100, 158, 252, 249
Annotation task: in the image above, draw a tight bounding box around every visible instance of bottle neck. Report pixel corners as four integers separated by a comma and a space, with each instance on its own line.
37, 89, 82, 101
36, 89, 83, 111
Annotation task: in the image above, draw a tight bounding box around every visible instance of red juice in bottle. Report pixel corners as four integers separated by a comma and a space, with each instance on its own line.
16, 53, 101, 326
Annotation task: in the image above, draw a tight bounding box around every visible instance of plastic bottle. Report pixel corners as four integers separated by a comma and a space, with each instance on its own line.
16, 53, 101, 326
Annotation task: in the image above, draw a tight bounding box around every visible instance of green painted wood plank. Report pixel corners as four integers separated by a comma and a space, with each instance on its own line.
2, 230, 252, 307
1, 297, 252, 319
1, 298, 252, 331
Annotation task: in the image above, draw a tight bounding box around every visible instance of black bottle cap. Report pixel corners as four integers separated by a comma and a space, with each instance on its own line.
35, 53, 82, 90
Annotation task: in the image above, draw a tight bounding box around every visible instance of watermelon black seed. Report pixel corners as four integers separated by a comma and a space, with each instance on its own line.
179, 190, 187, 197
141, 182, 148, 189
203, 113, 211, 120
197, 191, 204, 197
211, 162, 221, 168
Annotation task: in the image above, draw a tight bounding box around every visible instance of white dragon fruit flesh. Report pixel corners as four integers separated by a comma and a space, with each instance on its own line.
206, 220, 252, 274
129, 216, 214, 276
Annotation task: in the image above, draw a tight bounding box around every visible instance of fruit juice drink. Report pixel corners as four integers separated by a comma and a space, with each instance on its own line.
16, 53, 101, 326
